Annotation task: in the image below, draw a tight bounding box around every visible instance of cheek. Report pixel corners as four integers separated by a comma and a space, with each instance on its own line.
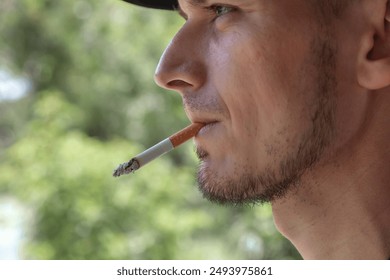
215, 40, 295, 138
209, 25, 317, 152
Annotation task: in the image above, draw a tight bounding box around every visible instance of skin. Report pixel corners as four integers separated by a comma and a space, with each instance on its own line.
153, 0, 390, 259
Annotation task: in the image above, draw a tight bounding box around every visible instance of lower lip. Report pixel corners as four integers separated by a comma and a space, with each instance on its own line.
197, 122, 219, 136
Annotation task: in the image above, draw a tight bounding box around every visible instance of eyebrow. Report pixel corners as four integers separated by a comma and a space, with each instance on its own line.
176, 0, 209, 18
186, 0, 208, 6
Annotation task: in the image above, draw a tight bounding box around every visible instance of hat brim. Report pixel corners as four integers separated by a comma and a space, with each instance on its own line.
123, 0, 177, 10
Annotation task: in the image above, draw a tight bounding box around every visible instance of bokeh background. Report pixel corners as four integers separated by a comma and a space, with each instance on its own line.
0, 0, 300, 259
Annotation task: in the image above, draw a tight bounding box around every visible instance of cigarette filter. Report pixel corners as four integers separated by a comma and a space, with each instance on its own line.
113, 122, 204, 177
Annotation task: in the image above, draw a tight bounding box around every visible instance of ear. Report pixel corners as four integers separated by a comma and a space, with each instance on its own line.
357, 1, 390, 90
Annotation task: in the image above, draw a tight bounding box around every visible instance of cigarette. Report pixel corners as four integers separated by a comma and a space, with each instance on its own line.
113, 122, 204, 177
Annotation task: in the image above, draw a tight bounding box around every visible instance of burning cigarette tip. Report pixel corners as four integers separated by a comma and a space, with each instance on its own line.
112, 159, 140, 177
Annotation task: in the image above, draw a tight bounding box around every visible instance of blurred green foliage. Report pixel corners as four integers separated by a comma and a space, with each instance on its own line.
0, 0, 300, 259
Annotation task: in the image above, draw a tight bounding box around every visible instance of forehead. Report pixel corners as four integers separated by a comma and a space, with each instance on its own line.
178, 0, 207, 5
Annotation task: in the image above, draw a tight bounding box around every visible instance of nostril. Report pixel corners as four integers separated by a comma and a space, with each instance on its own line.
167, 80, 193, 88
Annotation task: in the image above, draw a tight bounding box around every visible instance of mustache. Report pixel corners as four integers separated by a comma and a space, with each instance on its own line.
182, 94, 225, 115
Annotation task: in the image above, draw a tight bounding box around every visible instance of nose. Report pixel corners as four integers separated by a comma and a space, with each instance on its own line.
154, 24, 206, 93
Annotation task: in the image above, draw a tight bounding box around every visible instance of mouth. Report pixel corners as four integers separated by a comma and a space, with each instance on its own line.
193, 121, 221, 161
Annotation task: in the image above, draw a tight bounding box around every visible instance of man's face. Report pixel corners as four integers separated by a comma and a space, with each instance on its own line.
155, 0, 341, 204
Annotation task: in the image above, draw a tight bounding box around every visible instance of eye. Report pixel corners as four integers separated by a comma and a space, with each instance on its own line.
210, 5, 235, 17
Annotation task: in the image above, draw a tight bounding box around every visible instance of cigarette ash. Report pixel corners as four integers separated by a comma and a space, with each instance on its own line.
112, 158, 140, 177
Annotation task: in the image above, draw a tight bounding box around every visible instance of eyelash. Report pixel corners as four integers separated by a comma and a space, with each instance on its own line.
208, 5, 235, 17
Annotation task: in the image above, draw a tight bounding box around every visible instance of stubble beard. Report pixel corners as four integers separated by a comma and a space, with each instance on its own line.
196, 36, 337, 206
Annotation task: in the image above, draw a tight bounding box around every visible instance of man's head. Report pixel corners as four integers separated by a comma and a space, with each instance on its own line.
127, 0, 390, 205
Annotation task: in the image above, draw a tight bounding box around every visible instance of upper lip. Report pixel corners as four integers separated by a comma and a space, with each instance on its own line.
186, 112, 220, 126
191, 119, 219, 126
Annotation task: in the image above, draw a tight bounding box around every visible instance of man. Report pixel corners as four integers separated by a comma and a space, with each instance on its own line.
123, 0, 390, 259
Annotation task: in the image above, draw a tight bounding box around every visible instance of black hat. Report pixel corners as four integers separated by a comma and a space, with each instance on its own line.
123, 0, 178, 10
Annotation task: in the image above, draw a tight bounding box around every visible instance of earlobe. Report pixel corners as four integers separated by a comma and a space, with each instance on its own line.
357, 1, 390, 90
358, 56, 390, 90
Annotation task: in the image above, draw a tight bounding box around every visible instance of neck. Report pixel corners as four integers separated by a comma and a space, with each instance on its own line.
271, 91, 390, 259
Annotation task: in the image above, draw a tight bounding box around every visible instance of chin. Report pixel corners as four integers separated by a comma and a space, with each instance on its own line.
196, 159, 293, 206
194, 143, 309, 206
